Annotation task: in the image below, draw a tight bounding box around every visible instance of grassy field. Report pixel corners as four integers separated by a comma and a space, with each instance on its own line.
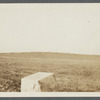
0, 52, 100, 92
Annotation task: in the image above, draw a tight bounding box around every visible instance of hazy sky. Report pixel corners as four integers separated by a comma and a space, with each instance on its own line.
0, 4, 100, 55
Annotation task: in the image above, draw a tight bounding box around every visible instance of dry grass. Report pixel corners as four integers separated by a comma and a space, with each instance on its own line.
0, 52, 100, 92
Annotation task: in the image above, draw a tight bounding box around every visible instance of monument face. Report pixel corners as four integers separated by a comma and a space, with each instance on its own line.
21, 72, 57, 92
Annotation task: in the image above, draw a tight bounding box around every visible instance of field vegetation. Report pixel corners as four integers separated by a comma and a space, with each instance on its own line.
0, 52, 100, 92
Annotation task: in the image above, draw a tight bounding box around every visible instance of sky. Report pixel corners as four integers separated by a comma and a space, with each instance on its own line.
0, 4, 100, 55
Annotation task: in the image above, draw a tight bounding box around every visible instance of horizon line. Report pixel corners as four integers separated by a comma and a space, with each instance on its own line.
0, 51, 100, 56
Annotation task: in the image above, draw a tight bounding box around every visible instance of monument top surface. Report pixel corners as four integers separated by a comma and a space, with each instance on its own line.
22, 72, 54, 82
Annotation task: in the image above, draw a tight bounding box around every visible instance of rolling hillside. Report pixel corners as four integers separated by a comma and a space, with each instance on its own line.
0, 52, 100, 92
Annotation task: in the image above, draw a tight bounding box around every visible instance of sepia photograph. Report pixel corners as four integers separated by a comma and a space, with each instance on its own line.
0, 3, 100, 96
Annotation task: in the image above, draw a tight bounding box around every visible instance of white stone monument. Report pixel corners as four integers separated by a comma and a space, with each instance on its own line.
21, 72, 57, 92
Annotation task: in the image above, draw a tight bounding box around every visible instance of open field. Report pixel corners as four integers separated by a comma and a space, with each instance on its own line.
0, 52, 100, 92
